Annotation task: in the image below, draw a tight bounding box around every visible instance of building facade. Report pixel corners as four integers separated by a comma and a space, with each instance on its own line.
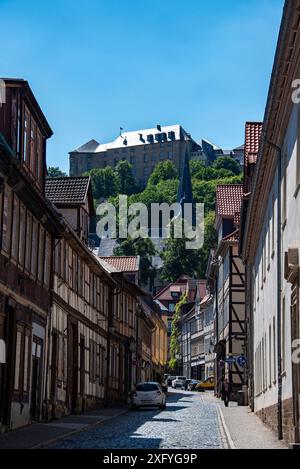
69, 125, 201, 187
0, 79, 63, 430
211, 184, 246, 400
44, 177, 113, 419
240, 0, 300, 444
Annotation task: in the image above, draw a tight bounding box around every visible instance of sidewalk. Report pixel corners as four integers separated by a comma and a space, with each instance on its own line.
0, 406, 129, 449
216, 400, 288, 449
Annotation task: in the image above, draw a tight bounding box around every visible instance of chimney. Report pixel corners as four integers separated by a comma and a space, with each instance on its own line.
157, 124, 161, 132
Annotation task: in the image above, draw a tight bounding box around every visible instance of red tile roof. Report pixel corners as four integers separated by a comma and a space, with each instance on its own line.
99, 256, 139, 272
245, 122, 263, 166
216, 185, 243, 218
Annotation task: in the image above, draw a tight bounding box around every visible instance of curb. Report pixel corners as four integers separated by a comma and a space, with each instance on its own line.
216, 406, 236, 450
31, 408, 129, 449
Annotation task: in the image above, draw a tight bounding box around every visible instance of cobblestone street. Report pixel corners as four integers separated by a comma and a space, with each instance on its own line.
52, 390, 225, 450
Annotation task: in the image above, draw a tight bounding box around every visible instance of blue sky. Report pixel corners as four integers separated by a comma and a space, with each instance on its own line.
0, 0, 283, 173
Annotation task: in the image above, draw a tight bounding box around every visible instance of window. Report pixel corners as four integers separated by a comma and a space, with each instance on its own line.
169, 303, 175, 313
18, 204, 26, 267
272, 194, 275, 255
1, 185, 12, 253
37, 129, 43, 182
54, 240, 61, 276
282, 297, 286, 373
30, 118, 36, 175
25, 213, 32, 272
144, 154, 148, 163
11, 195, 20, 261
89, 340, 97, 382
273, 316, 276, 382
269, 325, 272, 387
14, 324, 31, 394
23, 108, 30, 164
38, 226, 45, 283
68, 246, 73, 288
267, 216, 271, 268
44, 234, 51, 286
31, 219, 38, 277
282, 152, 287, 224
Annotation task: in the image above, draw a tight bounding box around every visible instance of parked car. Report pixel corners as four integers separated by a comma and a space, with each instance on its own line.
196, 377, 215, 392
187, 379, 200, 391
171, 376, 187, 389
167, 375, 176, 386
131, 382, 167, 410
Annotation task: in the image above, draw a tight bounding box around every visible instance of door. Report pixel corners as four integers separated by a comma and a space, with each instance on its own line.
50, 332, 58, 409
80, 335, 85, 406
67, 320, 78, 412
30, 336, 43, 421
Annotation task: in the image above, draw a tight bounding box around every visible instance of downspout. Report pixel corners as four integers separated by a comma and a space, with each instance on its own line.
264, 135, 283, 441
105, 286, 113, 405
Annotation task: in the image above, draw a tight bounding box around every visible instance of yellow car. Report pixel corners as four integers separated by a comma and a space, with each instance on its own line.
196, 377, 215, 392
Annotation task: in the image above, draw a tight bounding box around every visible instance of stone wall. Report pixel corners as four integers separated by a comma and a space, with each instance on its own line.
256, 397, 295, 444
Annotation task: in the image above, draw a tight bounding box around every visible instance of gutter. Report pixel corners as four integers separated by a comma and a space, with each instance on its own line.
263, 135, 283, 441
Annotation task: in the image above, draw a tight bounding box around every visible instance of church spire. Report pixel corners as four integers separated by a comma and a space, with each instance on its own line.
177, 150, 194, 206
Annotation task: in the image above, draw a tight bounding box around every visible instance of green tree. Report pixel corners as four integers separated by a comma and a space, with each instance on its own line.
212, 156, 241, 176
115, 160, 137, 195
198, 211, 218, 277
47, 167, 67, 178
84, 167, 119, 200
190, 160, 236, 180
192, 175, 243, 213
169, 293, 188, 371
160, 236, 202, 283
148, 161, 178, 186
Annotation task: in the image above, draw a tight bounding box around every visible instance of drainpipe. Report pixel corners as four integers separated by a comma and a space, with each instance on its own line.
264, 135, 283, 441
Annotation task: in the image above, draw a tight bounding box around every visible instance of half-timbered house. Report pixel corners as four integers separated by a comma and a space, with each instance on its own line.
212, 184, 246, 400
0, 79, 63, 430
45, 177, 113, 418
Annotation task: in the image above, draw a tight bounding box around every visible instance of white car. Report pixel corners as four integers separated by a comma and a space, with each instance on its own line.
171, 376, 187, 389
131, 382, 166, 410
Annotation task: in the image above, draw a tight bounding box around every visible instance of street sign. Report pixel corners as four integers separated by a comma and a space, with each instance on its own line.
236, 355, 247, 367
225, 356, 236, 365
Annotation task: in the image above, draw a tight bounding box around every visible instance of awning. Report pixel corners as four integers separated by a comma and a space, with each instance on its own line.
0, 339, 6, 364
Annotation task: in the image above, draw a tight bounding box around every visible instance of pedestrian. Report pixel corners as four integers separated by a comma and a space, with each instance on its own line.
221, 378, 231, 407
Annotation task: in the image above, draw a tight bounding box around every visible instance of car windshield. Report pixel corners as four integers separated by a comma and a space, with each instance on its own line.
136, 383, 159, 392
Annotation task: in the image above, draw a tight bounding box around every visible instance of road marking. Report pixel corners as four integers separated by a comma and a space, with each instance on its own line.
217, 406, 236, 450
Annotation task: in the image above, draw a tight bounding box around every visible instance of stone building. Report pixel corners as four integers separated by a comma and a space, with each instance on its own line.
69, 124, 201, 188
240, 0, 300, 445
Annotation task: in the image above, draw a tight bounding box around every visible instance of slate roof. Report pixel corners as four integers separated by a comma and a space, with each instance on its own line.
245, 122, 263, 166
72, 125, 194, 153
216, 184, 243, 218
45, 176, 91, 205
99, 256, 139, 273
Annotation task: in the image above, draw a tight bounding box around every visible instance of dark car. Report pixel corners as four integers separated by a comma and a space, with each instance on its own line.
167, 376, 176, 386
187, 379, 200, 391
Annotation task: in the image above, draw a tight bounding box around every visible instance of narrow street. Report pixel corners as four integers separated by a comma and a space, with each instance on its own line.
52, 391, 225, 450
